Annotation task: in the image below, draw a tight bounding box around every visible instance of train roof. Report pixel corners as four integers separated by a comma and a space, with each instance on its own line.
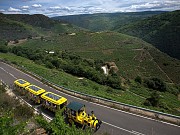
41, 92, 67, 105
14, 79, 30, 88
66, 101, 84, 111
26, 85, 46, 95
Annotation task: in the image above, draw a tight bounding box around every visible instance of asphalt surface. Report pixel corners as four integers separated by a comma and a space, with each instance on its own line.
0, 61, 180, 135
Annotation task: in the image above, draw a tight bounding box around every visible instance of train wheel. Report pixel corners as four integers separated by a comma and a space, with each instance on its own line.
68, 118, 73, 125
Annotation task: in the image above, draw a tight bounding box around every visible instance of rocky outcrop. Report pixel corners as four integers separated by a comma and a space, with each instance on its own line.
101, 62, 119, 75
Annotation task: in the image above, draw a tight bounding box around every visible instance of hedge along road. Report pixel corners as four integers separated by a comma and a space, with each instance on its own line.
0, 61, 180, 135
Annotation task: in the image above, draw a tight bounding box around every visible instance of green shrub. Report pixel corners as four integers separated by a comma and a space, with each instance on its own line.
0, 113, 26, 135
14, 104, 34, 120
144, 91, 160, 107
0, 45, 8, 53
135, 76, 142, 84
144, 77, 166, 92
106, 87, 114, 93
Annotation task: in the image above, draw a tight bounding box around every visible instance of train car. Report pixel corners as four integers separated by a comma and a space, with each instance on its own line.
14, 79, 30, 95
13, 79, 102, 131
65, 101, 102, 131
41, 92, 67, 112
25, 85, 46, 104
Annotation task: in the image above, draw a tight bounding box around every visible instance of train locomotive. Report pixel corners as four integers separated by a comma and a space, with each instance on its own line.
14, 79, 102, 131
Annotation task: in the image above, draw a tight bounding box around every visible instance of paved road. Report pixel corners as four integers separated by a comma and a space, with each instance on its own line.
0, 61, 180, 135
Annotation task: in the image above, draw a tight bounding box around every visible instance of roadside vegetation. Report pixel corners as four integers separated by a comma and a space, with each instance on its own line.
0, 82, 34, 135
0, 53, 180, 116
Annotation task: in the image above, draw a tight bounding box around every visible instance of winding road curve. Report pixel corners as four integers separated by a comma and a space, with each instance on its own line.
0, 61, 180, 135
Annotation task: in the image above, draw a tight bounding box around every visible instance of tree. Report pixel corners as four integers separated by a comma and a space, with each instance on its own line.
0, 45, 8, 53
135, 76, 142, 84
51, 59, 61, 68
45, 61, 54, 69
144, 91, 160, 107
144, 78, 166, 92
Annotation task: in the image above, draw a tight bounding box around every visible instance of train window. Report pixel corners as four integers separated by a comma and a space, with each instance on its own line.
45, 93, 61, 101
17, 80, 26, 84
29, 85, 41, 92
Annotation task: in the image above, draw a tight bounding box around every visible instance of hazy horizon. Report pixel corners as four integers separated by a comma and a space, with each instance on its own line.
0, 0, 179, 17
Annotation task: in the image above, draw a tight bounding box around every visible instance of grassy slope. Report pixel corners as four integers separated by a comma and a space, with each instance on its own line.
0, 13, 83, 42
5, 14, 55, 29
0, 14, 39, 41
0, 53, 144, 106
19, 31, 180, 83
53, 10, 180, 60
1, 53, 180, 115
117, 10, 180, 60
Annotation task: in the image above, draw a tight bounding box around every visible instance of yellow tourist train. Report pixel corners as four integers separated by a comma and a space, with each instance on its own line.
25, 84, 46, 104
14, 79, 30, 95
41, 92, 67, 112
14, 79, 102, 131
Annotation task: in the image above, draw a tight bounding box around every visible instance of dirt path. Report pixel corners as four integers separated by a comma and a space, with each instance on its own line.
147, 51, 173, 83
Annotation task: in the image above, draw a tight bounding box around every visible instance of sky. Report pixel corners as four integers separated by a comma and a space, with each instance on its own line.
0, 0, 179, 17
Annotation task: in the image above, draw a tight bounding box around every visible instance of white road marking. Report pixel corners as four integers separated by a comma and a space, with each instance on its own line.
103, 121, 145, 135
41, 113, 53, 121
0, 67, 8, 73
1, 62, 180, 129
9, 73, 17, 79
0, 67, 17, 79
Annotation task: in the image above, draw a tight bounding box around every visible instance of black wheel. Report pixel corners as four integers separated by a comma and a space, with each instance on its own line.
95, 124, 100, 131
68, 118, 73, 125
82, 124, 86, 130
94, 119, 102, 132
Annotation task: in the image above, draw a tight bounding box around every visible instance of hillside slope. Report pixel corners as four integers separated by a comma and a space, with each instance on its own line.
0, 13, 80, 42
52, 11, 165, 32
117, 10, 180, 59
0, 13, 179, 83
5, 14, 56, 29
19, 31, 180, 83
0, 13, 39, 41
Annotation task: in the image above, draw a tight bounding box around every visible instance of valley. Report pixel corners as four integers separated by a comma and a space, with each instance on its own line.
0, 11, 180, 117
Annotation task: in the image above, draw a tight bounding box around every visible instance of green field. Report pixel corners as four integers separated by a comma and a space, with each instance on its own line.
17, 31, 179, 83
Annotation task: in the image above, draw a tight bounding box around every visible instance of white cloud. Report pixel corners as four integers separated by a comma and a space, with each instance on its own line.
129, 1, 180, 11
0, 9, 5, 12
131, 3, 160, 9
49, 6, 61, 10
49, 6, 71, 11
8, 7, 21, 12
32, 4, 42, 8
21, 6, 29, 9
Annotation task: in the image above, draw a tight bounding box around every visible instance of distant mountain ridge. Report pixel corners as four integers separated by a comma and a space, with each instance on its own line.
117, 10, 180, 59
0, 13, 76, 41
52, 11, 166, 32
52, 10, 180, 59
5, 14, 55, 29
0, 13, 39, 41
